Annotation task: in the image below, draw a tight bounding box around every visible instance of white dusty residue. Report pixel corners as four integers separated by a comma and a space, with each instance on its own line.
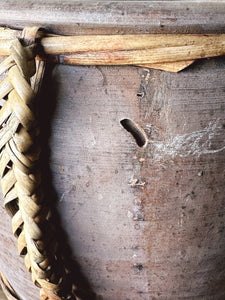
148, 121, 225, 160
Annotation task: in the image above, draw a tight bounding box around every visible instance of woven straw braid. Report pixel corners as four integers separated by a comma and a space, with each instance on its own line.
0, 27, 76, 300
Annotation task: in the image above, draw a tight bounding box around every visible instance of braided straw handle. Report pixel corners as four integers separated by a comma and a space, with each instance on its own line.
0, 27, 75, 300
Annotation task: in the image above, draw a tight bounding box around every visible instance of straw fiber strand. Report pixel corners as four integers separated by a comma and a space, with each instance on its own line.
0, 27, 74, 300
0, 270, 20, 300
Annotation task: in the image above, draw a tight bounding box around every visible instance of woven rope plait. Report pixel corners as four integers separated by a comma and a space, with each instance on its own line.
0, 27, 75, 300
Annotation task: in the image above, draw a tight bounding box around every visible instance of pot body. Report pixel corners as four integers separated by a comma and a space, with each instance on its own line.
0, 2, 225, 300
1, 60, 225, 300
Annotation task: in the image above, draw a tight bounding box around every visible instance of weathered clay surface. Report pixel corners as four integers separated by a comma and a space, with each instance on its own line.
0, 2, 225, 300
0, 1, 225, 35
50, 60, 225, 300
1, 57, 225, 300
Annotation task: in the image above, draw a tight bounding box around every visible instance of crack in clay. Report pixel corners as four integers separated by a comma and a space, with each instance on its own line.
149, 121, 225, 160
